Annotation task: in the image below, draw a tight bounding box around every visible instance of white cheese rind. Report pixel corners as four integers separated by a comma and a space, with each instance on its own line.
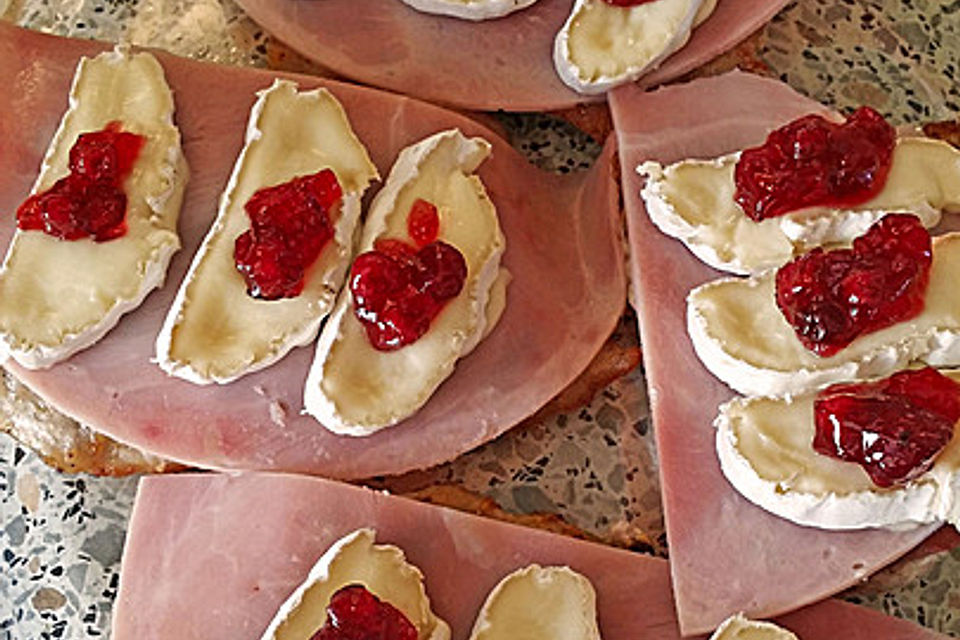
304, 128, 507, 436
399, 0, 539, 20
468, 565, 601, 640
715, 371, 960, 531
155, 79, 378, 385
554, 0, 704, 95
260, 528, 450, 640
688, 233, 960, 398
639, 137, 960, 274
709, 614, 799, 640
0, 48, 187, 369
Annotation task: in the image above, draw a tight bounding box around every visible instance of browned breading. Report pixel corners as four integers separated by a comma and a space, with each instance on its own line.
922, 120, 960, 148
0, 367, 185, 476
535, 336, 641, 415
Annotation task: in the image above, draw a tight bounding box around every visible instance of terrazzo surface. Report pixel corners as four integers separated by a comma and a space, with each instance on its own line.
2, 0, 960, 638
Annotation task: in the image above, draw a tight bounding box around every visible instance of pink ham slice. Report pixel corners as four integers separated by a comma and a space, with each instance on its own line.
609, 71, 940, 636
0, 24, 624, 478
113, 472, 948, 640
232, 0, 793, 112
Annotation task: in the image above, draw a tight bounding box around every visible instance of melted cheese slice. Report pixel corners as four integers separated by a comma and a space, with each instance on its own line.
554, 0, 704, 95
0, 48, 187, 369
399, 0, 539, 20
640, 137, 960, 274
304, 129, 507, 436
260, 528, 450, 640
468, 565, 601, 640
716, 370, 960, 531
688, 233, 960, 398
155, 79, 378, 384
710, 614, 799, 640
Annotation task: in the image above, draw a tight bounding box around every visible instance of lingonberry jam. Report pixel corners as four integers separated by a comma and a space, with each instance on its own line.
813, 367, 960, 488
234, 168, 342, 300
734, 106, 897, 221
407, 198, 439, 247
310, 584, 418, 640
775, 214, 931, 357
16, 121, 145, 242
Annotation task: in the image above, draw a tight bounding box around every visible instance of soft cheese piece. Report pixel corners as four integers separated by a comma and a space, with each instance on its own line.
716, 370, 960, 531
554, 0, 705, 95
688, 233, 960, 398
260, 528, 450, 640
468, 565, 601, 640
640, 136, 960, 274
399, 0, 539, 20
0, 48, 187, 369
305, 128, 507, 436
156, 79, 377, 384
710, 614, 799, 640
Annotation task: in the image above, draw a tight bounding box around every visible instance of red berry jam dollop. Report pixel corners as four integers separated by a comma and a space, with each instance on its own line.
234, 168, 342, 300
350, 199, 467, 351
310, 584, 418, 640
16, 121, 145, 242
814, 367, 960, 488
775, 214, 931, 357
734, 106, 897, 221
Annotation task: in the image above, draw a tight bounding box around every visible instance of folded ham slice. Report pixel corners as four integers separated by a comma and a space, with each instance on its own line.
609, 71, 939, 636
112, 472, 948, 640
0, 23, 624, 478
232, 0, 792, 111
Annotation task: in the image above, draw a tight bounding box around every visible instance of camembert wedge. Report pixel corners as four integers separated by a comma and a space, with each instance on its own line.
688, 233, 960, 397
399, 0, 539, 20
260, 528, 450, 640
156, 79, 378, 384
640, 136, 960, 274
554, 0, 707, 95
709, 614, 799, 640
468, 565, 602, 640
305, 128, 508, 436
0, 48, 187, 369
716, 370, 960, 531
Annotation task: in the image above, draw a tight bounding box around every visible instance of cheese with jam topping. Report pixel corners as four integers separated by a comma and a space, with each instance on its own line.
467, 565, 601, 640
304, 128, 508, 436
716, 370, 960, 531
709, 614, 799, 640
554, 0, 706, 95
399, 0, 539, 20
0, 48, 187, 369
155, 79, 378, 385
640, 136, 960, 274
260, 528, 450, 640
688, 233, 960, 398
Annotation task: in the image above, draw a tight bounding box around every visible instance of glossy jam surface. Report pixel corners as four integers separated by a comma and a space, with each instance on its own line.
775, 214, 931, 357
351, 236, 467, 351
734, 106, 897, 221
407, 198, 439, 247
16, 121, 145, 242
814, 368, 960, 488
310, 585, 418, 640
234, 168, 342, 300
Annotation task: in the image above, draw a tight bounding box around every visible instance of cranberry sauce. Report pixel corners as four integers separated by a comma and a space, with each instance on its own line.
310, 585, 418, 640
234, 168, 342, 300
814, 367, 960, 488
734, 106, 896, 221
775, 214, 931, 357
16, 121, 145, 242
350, 199, 467, 351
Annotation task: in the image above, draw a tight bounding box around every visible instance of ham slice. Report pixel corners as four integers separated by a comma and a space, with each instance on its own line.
232, 0, 792, 111
112, 472, 948, 640
0, 24, 624, 478
609, 71, 940, 636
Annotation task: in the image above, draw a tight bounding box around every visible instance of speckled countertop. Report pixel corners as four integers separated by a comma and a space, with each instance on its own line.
2, 1, 960, 638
